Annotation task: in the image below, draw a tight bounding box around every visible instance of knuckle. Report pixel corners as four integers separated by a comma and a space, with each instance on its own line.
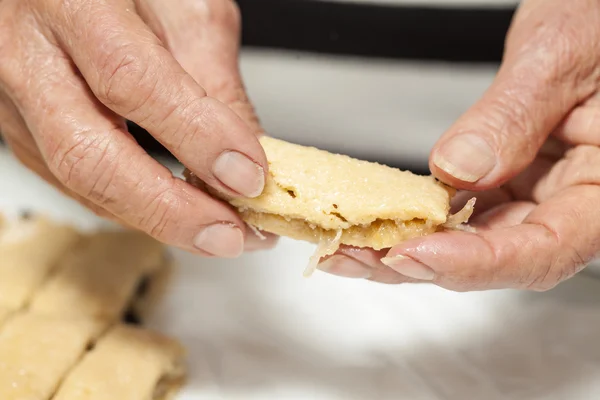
508, 3, 598, 90
535, 146, 600, 200
525, 262, 557, 292
539, 28, 594, 91
478, 88, 540, 165
492, 93, 535, 142
96, 42, 156, 114
47, 130, 118, 203
136, 185, 182, 239
165, 96, 215, 153
527, 257, 580, 292
523, 222, 583, 291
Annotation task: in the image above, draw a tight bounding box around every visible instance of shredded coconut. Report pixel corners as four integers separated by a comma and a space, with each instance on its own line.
247, 224, 267, 240
443, 197, 477, 232
304, 229, 343, 277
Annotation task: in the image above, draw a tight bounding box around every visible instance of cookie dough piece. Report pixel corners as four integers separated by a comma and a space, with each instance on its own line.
53, 324, 185, 400
188, 136, 456, 251
0, 307, 11, 328
0, 216, 79, 310
29, 231, 165, 321
0, 313, 105, 400
129, 254, 176, 323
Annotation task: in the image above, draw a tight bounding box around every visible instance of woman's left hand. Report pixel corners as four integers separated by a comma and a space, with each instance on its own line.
318, 0, 600, 291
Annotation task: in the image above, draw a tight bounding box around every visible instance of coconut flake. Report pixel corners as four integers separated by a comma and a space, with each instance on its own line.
443, 197, 477, 232
304, 229, 343, 277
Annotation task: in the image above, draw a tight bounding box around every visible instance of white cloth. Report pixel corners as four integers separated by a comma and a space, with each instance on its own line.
3, 147, 600, 400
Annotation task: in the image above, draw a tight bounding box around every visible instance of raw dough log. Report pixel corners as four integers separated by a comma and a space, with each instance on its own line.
53, 324, 185, 400
0, 307, 11, 328
0, 217, 79, 310
29, 231, 165, 321
129, 254, 175, 323
0, 313, 105, 400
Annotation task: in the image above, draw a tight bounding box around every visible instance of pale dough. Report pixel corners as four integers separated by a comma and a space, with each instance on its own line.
53, 324, 185, 400
0, 217, 79, 310
0, 307, 11, 328
29, 231, 165, 321
130, 254, 175, 322
0, 313, 105, 400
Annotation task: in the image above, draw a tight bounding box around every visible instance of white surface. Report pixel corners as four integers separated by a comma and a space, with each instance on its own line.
3, 148, 600, 399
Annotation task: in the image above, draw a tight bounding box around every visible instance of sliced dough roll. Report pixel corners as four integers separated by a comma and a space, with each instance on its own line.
0, 313, 106, 400
187, 136, 461, 251
0, 307, 11, 328
53, 324, 185, 400
129, 254, 176, 323
0, 216, 79, 310
29, 231, 166, 321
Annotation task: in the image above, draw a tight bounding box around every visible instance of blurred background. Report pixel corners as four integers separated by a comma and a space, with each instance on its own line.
131, 0, 520, 172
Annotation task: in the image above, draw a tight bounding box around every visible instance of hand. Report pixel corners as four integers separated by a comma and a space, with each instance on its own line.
0, 0, 277, 256
319, 0, 600, 291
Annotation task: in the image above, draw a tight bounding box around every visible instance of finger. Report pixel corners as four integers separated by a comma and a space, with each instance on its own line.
0, 93, 118, 220
316, 194, 533, 284
8, 136, 122, 223
553, 100, 600, 146
317, 246, 422, 284
450, 188, 513, 216
382, 185, 600, 292
138, 0, 262, 132
44, 0, 267, 198
317, 255, 373, 280
450, 137, 565, 207
470, 201, 536, 230
429, 0, 599, 190
531, 145, 600, 203
317, 188, 517, 282
243, 227, 279, 252
2, 36, 250, 257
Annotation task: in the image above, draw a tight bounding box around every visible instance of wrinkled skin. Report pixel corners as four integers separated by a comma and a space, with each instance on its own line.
0, 0, 277, 257
320, 0, 600, 292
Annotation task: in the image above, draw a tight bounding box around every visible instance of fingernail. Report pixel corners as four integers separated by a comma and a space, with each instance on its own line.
381, 255, 435, 281
193, 223, 244, 258
213, 151, 265, 198
318, 255, 372, 279
433, 134, 496, 183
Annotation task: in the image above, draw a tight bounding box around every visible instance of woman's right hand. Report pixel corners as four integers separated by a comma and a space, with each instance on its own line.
0, 0, 277, 256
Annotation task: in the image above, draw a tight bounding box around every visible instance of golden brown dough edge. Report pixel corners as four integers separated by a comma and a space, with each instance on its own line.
183, 168, 452, 250
241, 210, 437, 250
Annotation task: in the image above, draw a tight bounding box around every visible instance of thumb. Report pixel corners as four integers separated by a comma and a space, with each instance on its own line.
430, 0, 598, 190
137, 0, 261, 133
